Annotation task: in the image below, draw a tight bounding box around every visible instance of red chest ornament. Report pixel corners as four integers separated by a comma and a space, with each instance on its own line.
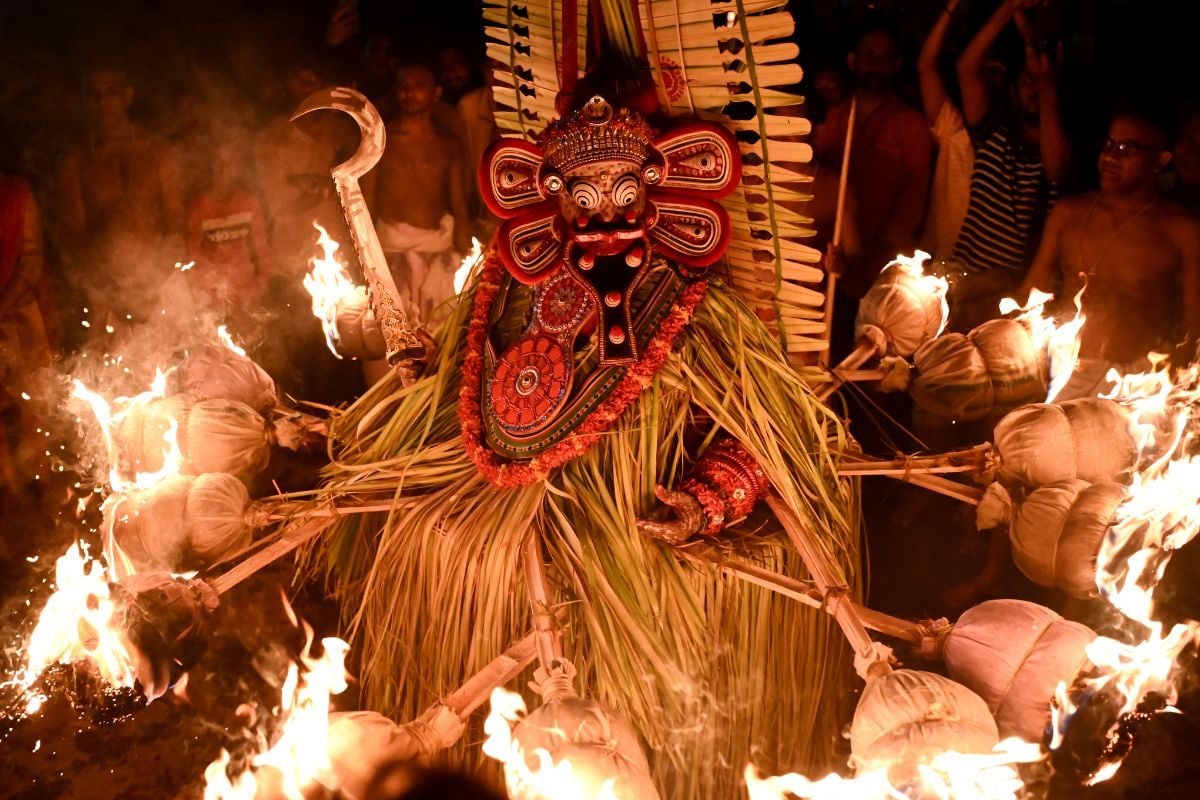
462, 96, 740, 485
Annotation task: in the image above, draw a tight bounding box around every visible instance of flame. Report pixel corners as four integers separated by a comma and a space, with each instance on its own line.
72, 369, 184, 493
892, 250, 951, 338
998, 286, 1087, 402
10, 543, 138, 704
1047, 356, 1200, 781
482, 687, 619, 800
216, 325, 247, 358
453, 236, 484, 295
301, 222, 359, 358
203, 621, 350, 799
744, 739, 1043, 800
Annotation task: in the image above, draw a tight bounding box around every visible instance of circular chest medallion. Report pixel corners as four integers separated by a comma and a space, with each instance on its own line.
534, 272, 593, 334
490, 335, 571, 433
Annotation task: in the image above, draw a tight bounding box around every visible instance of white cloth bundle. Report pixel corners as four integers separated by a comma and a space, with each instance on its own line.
334, 286, 387, 361
994, 398, 1135, 488
850, 669, 998, 769
511, 697, 661, 800
1010, 479, 1127, 597
176, 343, 278, 416
116, 394, 271, 485
910, 319, 1045, 422
106, 473, 251, 576
942, 599, 1095, 741
856, 260, 948, 357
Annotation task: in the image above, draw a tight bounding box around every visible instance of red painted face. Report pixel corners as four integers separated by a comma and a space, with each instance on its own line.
554, 160, 648, 257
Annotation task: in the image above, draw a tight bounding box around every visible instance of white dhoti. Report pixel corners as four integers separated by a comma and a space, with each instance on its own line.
376, 214, 459, 328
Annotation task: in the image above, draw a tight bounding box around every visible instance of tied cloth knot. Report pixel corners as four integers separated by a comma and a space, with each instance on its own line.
853, 641, 895, 681
531, 659, 579, 704
821, 585, 852, 616
402, 704, 465, 758
915, 617, 953, 660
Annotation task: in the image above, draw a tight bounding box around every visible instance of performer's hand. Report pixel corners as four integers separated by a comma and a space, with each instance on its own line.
636, 485, 705, 545
395, 327, 437, 385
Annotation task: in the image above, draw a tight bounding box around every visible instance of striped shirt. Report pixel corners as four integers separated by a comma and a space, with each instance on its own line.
952, 109, 1057, 273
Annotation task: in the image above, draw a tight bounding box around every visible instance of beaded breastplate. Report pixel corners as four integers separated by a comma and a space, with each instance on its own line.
463, 97, 740, 482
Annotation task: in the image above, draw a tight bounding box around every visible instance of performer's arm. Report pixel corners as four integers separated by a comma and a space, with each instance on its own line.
918, 0, 962, 126
638, 437, 770, 543
1018, 198, 1067, 302
1028, 44, 1071, 184
1177, 213, 1200, 356
957, 0, 1029, 126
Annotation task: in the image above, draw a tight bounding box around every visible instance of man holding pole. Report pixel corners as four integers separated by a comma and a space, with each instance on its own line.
814, 22, 933, 305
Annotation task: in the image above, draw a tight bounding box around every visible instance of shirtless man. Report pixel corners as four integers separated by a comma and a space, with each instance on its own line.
1021, 112, 1200, 398
57, 67, 185, 324
365, 62, 470, 326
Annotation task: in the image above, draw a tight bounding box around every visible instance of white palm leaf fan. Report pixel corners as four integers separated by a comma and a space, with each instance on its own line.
483, 0, 590, 141
640, 0, 826, 359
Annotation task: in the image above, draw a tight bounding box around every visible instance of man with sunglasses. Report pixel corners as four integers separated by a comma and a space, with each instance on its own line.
1021, 111, 1200, 399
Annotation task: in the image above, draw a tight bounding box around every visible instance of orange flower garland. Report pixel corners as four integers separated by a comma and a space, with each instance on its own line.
459, 248, 708, 488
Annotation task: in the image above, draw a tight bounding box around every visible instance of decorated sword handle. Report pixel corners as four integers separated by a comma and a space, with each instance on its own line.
332, 173, 428, 366
292, 87, 430, 381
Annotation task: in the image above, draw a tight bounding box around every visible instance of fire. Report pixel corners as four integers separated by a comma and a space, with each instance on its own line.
453, 236, 484, 295
302, 222, 359, 357
1047, 356, 1200, 782
16, 543, 138, 699
896, 250, 951, 338
482, 687, 619, 800
71, 368, 184, 493
744, 738, 1043, 800
203, 615, 349, 799
216, 325, 247, 358
998, 287, 1087, 402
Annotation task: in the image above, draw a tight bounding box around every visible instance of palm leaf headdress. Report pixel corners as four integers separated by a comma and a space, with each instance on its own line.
485, 0, 827, 360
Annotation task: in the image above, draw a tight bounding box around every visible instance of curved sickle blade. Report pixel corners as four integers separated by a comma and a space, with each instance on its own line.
292, 87, 427, 371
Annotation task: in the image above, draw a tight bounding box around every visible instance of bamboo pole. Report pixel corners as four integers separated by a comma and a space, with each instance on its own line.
833, 368, 887, 382
836, 445, 993, 477
819, 96, 856, 368
709, 555, 921, 644
209, 518, 332, 595
840, 450, 986, 505
765, 494, 880, 662
440, 630, 540, 718
522, 533, 562, 673
814, 337, 880, 401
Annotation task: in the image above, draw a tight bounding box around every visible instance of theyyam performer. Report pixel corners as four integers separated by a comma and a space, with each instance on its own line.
302, 0, 863, 795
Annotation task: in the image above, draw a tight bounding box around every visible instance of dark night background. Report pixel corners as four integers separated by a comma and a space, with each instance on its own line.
2, 1, 1200, 798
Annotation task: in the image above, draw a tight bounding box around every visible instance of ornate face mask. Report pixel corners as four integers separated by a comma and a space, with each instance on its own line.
468, 97, 740, 471
480, 96, 741, 365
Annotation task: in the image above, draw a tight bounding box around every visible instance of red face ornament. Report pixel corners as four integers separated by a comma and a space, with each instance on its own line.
480, 96, 740, 366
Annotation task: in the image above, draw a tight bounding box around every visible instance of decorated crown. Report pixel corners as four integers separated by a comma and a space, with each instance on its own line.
540, 96, 655, 173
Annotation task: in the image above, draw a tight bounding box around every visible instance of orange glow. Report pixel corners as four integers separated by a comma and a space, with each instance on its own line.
301, 222, 359, 358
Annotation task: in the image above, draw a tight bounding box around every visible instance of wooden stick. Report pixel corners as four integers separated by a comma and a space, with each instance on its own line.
710, 555, 921, 644
522, 534, 561, 673
819, 96, 856, 368
209, 518, 332, 595
765, 495, 879, 660
814, 337, 880, 401
252, 500, 409, 524
833, 368, 886, 382
837, 445, 992, 477
440, 630, 540, 718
